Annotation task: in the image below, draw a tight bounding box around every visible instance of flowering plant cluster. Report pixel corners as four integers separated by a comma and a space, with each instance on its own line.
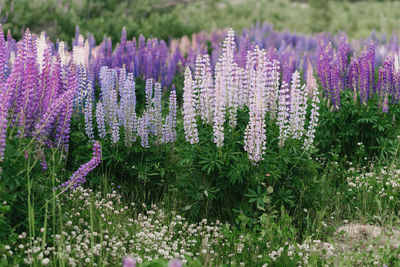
71, 27, 184, 89
91, 66, 177, 148
182, 29, 320, 163
0, 26, 87, 168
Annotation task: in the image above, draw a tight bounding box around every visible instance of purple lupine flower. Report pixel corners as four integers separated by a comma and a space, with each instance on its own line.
337, 34, 349, 88
34, 87, 75, 140
120, 27, 127, 66
38, 45, 53, 116
122, 256, 136, 267
18, 29, 40, 135
0, 82, 13, 162
182, 67, 199, 144
59, 141, 102, 189
0, 24, 6, 82
55, 63, 77, 150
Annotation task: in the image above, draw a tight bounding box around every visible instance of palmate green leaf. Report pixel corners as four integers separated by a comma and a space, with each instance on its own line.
357, 116, 378, 124
244, 188, 257, 198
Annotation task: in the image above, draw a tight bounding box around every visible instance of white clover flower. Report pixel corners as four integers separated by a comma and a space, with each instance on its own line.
41, 258, 50, 265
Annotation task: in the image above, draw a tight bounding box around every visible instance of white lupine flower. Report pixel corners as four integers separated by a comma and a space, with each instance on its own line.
213, 62, 226, 147
289, 71, 308, 140
244, 46, 269, 163
182, 67, 199, 144
195, 54, 214, 124
266, 60, 280, 119
303, 88, 320, 150
36, 32, 47, 72
277, 81, 290, 147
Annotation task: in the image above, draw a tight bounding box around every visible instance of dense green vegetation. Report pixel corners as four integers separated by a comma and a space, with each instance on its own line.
2, 0, 400, 43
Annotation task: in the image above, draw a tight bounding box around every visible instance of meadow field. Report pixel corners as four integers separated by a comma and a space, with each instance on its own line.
1, 0, 400, 266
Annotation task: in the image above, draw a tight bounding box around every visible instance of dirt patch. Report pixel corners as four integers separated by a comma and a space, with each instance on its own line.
335, 223, 400, 252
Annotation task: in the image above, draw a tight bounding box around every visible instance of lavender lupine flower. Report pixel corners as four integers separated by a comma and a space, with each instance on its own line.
84, 95, 94, 142
73, 64, 88, 113
378, 57, 395, 112
162, 86, 177, 143
182, 67, 199, 144
213, 62, 226, 147
96, 102, 106, 139
137, 112, 150, 148
99, 66, 119, 144
59, 141, 102, 189
122, 256, 136, 267
145, 78, 154, 110
151, 81, 163, 140
109, 84, 120, 145
119, 72, 137, 146
277, 81, 290, 147
244, 46, 268, 164
303, 85, 320, 150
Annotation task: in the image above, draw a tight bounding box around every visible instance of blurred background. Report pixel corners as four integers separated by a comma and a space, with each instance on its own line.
0, 0, 399, 44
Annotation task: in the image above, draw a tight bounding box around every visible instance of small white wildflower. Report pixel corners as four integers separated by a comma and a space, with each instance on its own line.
41, 258, 50, 265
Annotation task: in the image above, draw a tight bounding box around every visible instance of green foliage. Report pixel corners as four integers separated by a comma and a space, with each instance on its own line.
317, 91, 400, 163
309, 0, 331, 32
174, 109, 319, 224
2, 0, 400, 44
